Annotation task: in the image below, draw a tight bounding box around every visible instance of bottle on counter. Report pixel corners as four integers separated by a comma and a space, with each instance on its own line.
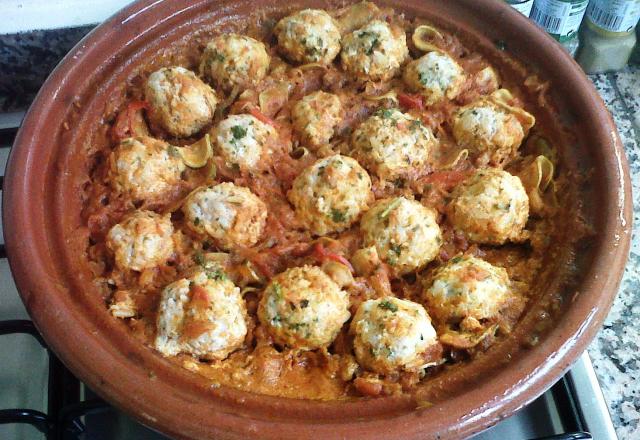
631, 26, 640, 64
577, 0, 640, 74
505, 0, 535, 17
530, 0, 589, 57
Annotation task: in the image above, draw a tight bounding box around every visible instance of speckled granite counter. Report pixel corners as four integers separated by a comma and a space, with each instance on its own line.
0, 26, 93, 112
1, 26, 639, 440
588, 66, 640, 440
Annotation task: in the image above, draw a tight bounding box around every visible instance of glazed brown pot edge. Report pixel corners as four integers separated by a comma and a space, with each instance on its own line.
3, 0, 632, 439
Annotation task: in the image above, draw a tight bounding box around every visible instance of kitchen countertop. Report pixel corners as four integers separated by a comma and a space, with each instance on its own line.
588, 66, 640, 440
0, 27, 639, 439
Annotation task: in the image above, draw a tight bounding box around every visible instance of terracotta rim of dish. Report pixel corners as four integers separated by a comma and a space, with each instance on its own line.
3, 0, 632, 438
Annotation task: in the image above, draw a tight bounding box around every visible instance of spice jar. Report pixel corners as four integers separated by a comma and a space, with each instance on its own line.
577, 0, 640, 73
505, 0, 535, 17
531, 0, 589, 57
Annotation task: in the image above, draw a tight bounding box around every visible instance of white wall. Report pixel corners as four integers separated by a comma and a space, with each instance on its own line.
0, 0, 134, 34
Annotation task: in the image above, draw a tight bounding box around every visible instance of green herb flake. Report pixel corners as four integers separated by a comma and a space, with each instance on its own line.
366, 37, 380, 55
206, 268, 227, 281
389, 243, 403, 257
378, 198, 402, 220
212, 50, 226, 62
272, 282, 283, 300
330, 209, 347, 223
288, 322, 308, 331
194, 217, 201, 226
300, 299, 309, 308
376, 108, 394, 119
193, 252, 206, 267
378, 300, 398, 313
419, 72, 430, 86
451, 256, 463, 264
230, 125, 247, 140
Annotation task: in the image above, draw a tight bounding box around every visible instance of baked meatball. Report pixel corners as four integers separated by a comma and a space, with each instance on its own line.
403, 51, 466, 105
288, 154, 373, 235
350, 297, 439, 374
106, 210, 174, 271
340, 20, 408, 81
155, 269, 247, 360
200, 34, 270, 92
351, 108, 436, 180
291, 91, 342, 149
182, 183, 267, 249
424, 256, 512, 325
213, 113, 276, 171
144, 66, 218, 138
452, 98, 535, 166
258, 265, 350, 350
274, 9, 341, 65
448, 168, 529, 245
108, 136, 186, 202
360, 197, 442, 275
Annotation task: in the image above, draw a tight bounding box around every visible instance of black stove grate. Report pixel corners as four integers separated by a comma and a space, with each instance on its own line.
0, 320, 108, 440
0, 123, 593, 440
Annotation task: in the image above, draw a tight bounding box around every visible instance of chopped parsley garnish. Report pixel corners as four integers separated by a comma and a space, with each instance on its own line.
330, 208, 347, 223
288, 322, 308, 331
300, 299, 309, 308
410, 119, 423, 131
378, 198, 401, 220
419, 72, 430, 86
358, 31, 380, 55
304, 37, 325, 58
378, 300, 398, 312
211, 50, 226, 62
193, 217, 201, 226
230, 125, 247, 140
451, 256, 463, 264
272, 282, 283, 300
376, 108, 394, 119
193, 252, 206, 267
206, 268, 227, 281
389, 243, 403, 257
366, 37, 380, 55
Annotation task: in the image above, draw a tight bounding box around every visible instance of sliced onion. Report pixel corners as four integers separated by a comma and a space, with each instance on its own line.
334, 1, 381, 35
290, 147, 309, 160
362, 90, 399, 105
439, 324, 498, 349
490, 89, 536, 132
440, 148, 469, 170
412, 24, 444, 52
259, 81, 291, 117
517, 155, 557, 217
177, 133, 212, 169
